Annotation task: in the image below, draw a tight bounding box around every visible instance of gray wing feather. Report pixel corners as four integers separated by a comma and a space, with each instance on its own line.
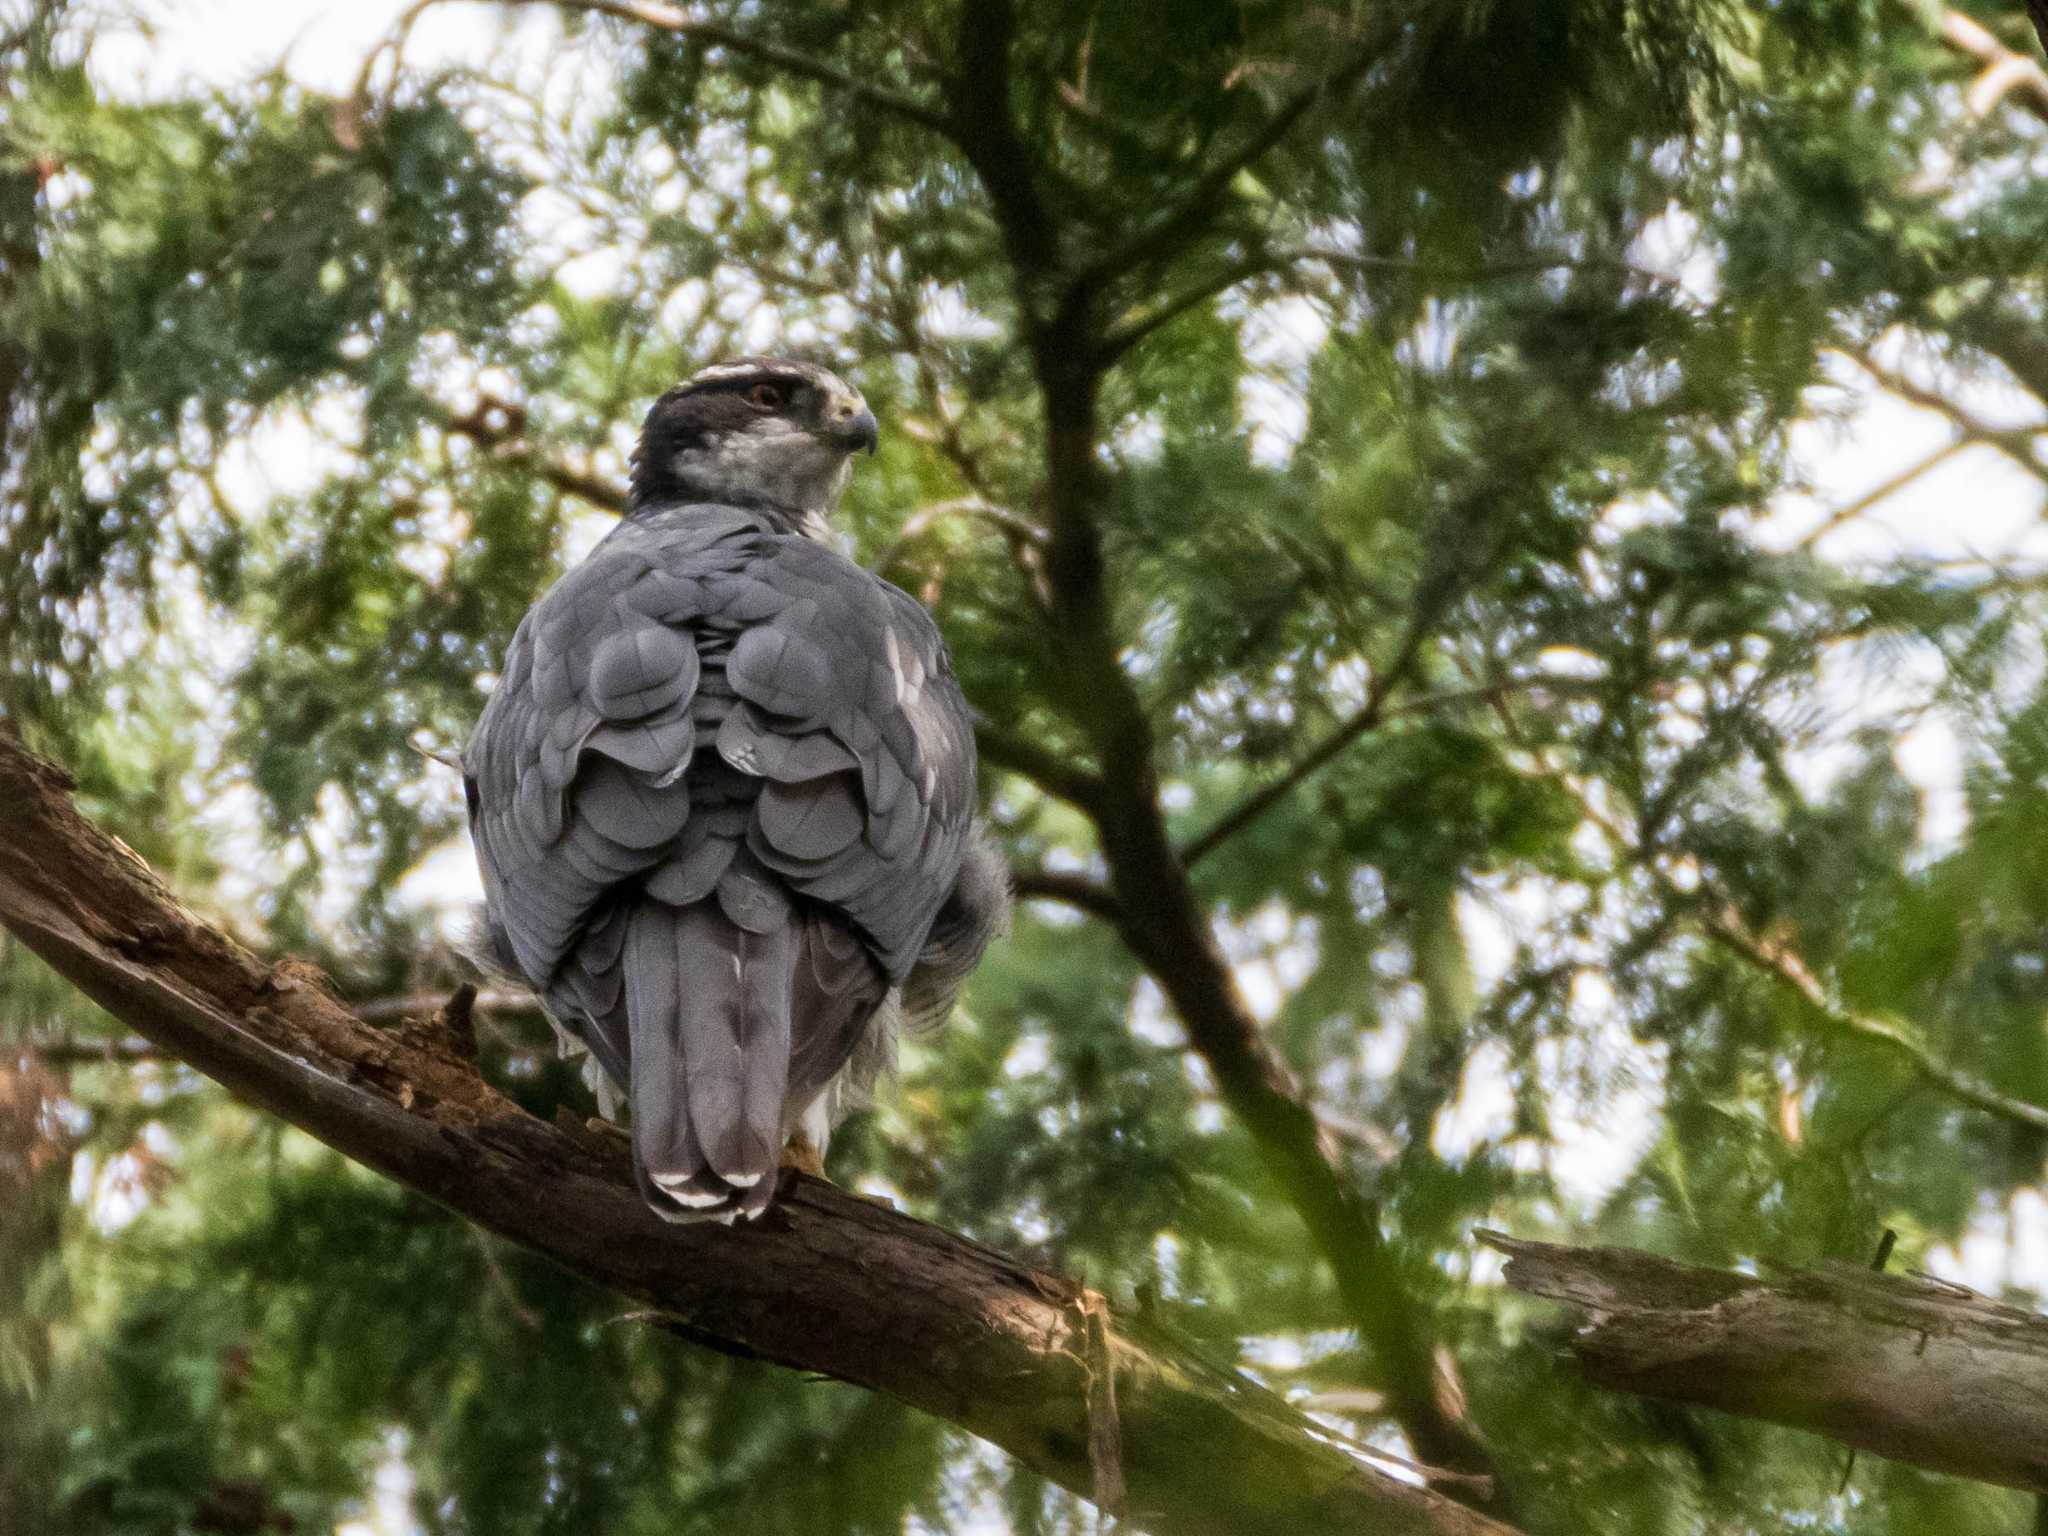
465, 504, 985, 1222
722, 543, 977, 978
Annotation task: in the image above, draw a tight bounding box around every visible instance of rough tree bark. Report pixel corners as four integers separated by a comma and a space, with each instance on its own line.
0, 730, 1520, 1536
0, 1040, 70, 1535
1484, 1231, 2048, 1493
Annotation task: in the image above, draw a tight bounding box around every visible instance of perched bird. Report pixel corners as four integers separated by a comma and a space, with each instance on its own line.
463, 358, 1008, 1221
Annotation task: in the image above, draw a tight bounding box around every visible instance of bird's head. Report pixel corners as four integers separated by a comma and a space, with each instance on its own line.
629, 357, 878, 534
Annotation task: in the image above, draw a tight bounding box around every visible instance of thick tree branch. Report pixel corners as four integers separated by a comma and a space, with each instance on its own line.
1101, 824, 1506, 1496
0, 733, 1519, 1536
947, 0, 1061, 291
1011, 292, 1514, 1517
1484, 1231, 2048, 1493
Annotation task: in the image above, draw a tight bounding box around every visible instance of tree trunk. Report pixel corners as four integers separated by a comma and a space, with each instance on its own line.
1484, 1230, 2048, 1492
0, 731, 1518, 1536
0, 1040, 71, 1535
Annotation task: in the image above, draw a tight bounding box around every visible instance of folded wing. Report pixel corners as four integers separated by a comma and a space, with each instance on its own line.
463, 506, 979, 1218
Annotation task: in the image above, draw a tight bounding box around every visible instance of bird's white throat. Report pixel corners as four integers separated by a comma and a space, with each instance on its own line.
660, 426, 854, 535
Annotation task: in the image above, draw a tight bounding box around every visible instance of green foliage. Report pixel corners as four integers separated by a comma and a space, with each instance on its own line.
4, 0, 2048, 1532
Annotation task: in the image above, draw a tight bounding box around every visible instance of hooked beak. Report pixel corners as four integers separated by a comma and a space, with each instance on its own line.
831, 405, 879, 456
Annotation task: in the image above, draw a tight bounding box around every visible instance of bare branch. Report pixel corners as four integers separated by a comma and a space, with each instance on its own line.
432, 396, 631, 514
347, 0, 442, 126
868, 497, 1045, 582
1795, 440, 1969, 551
1935, 6, 2048, 124
23, 1036, 173, 1067
1096, 248, 1666, 365
1485, 1231, 2048, 1493
1376, 676, 1612, 720
0, 733, 1520, 1536
976, 721, 1106, 812
1840, 348, 2047, 474
1008, 866, 1120, 921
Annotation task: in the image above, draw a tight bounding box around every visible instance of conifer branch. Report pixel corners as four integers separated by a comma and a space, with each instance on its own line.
1095, 248, 1664, 364
1179, 642, 1420, 867
1696, 900, 2048, 1134
0, 732, 1518, 1536
1522, 736, 2048, 1141
931, 27, 1515, 1495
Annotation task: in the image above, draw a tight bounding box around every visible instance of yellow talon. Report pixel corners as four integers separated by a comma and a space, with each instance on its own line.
780, 1134, 827, 1179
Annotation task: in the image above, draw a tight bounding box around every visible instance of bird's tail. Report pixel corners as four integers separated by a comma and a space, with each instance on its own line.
622, 899, 794, 1222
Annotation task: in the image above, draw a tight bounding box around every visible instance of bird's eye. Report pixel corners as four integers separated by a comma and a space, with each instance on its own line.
748, 381, 788, 411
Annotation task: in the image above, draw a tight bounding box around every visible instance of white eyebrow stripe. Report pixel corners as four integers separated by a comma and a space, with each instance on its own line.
688, 363, 774, 385
685, 361, 825, 390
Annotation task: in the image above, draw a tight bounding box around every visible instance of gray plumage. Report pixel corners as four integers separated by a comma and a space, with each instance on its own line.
463, 359, 1007, 1221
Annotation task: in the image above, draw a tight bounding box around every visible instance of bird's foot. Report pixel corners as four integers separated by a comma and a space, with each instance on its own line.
779, 1134, 828, 1180
583, 1115, 632, 1150
428, 982, 479, 1063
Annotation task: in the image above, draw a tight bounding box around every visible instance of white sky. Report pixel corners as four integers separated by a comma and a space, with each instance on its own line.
84, 0, 536, 98
54, 2, 2048, 1525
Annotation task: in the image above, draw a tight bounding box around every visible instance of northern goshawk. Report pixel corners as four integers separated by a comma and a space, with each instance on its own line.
463, 358, 1007, 1221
